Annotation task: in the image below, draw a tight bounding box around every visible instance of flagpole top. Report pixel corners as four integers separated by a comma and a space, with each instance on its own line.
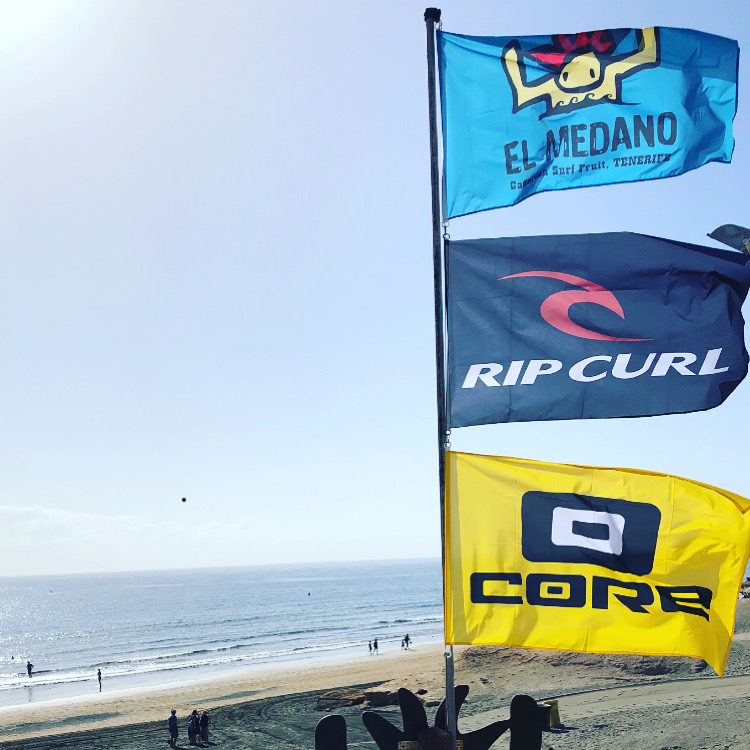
424, 8, 441, 23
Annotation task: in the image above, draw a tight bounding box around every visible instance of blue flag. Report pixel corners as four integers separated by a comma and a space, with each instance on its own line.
447, 233, 750, 427
437, 27, 738, 217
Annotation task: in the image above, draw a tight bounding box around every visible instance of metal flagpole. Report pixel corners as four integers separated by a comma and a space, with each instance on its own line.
424, 7, 457, 749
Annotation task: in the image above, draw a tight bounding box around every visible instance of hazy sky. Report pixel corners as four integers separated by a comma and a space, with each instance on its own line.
1, 1, 749, 576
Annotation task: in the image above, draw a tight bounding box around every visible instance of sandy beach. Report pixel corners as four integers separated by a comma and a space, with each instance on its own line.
3, 601, 750, 749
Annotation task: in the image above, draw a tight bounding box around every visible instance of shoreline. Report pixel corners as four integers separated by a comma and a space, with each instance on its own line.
0, 643, 448, 743
0, 633, 444, 710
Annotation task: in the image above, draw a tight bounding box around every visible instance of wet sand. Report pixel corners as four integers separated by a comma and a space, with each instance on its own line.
3, 601, 750, 749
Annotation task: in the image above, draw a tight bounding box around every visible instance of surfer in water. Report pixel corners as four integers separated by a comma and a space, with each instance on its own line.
26, 660, 33, 678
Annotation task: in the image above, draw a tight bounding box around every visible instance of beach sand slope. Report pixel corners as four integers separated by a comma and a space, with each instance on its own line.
3, 600, 750, 749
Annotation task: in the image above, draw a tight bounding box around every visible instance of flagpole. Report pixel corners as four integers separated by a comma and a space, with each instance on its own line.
424, 7, 457, 749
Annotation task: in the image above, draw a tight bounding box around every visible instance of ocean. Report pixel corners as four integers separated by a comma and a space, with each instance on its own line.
0, 559, 443, 708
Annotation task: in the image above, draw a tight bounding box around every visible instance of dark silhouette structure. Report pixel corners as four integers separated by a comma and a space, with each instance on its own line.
313, 685, 545, 750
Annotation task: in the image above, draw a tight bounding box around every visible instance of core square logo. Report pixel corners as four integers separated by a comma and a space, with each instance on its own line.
521, 491, 661, 575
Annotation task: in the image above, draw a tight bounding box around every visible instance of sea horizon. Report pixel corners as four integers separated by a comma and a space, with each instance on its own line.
0, 555, 442, 582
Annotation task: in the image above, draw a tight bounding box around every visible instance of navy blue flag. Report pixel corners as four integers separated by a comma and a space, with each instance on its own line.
447, 233, 750, 426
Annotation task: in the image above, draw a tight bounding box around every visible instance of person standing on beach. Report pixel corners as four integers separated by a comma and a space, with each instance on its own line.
188, 709, 200, 745
404, 633, 411, 649
26, 660, 33, 678
187, 715, 195, 745
368, 640, 372, 655
200, 711, 210, 743
373, 638, 378, 654
97, 668, 102, 691
168, 709, 178, 748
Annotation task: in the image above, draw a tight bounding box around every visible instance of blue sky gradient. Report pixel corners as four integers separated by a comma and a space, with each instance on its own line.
0, 0, 748, 575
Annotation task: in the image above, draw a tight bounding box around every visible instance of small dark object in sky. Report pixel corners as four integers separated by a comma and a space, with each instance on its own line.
181, 498, 187, 503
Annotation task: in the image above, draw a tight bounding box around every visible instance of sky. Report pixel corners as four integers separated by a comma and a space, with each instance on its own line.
0, 0, 749, 576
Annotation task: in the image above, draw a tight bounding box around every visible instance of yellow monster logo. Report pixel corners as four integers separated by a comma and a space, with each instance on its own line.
502, 28, 659, 117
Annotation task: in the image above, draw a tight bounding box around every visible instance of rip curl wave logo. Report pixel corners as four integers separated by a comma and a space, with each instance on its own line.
502, 27, 660, 118
500, 271, 651, 342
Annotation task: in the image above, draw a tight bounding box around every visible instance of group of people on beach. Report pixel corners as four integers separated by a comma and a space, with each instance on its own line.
168, 708, 210, 747
367, 634, 412, 655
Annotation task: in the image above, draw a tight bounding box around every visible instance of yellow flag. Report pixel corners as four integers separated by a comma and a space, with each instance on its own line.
445, 451, 750, 675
